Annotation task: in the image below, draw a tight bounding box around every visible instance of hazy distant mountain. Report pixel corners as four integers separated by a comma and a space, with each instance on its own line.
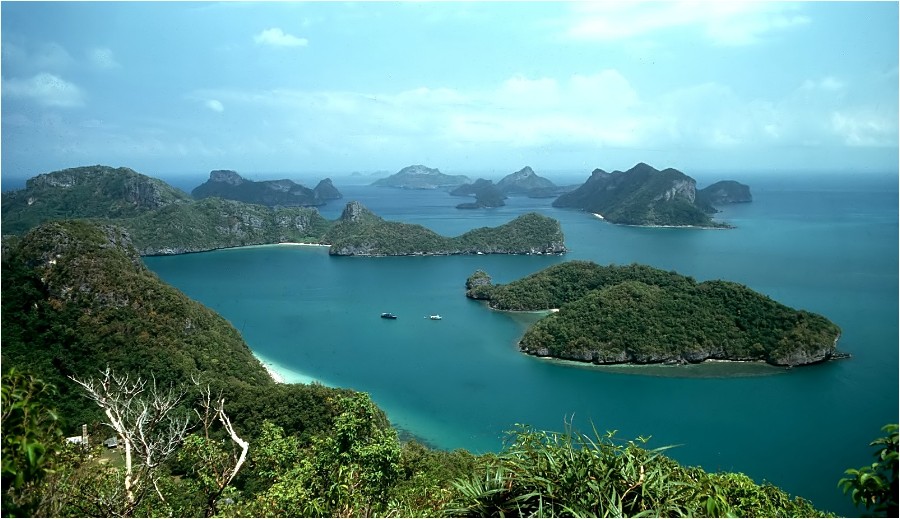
552, 162, 727, 227
191, 170, 341, 207
371, 165, 471, 189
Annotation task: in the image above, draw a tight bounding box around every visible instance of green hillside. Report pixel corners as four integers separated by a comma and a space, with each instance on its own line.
467, 261, 843, 366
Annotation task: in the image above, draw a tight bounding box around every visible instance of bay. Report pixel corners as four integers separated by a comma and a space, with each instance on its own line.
145, 172, 898, 515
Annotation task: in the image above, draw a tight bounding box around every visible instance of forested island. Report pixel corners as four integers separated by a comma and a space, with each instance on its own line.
192, 169, 342, 207
0, 165, 565, 257
372, 164, 471, 189
466, 261, 844, 367
552, 162, 749, 227
324, 201, 565, 256
0, 219, 860, 517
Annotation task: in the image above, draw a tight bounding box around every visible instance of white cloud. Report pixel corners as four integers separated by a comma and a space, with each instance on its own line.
205, 99, 225, 112
2, 73, 84, 107
254, 28, 308, 48
801, 76, 845, 92
831, 110, 898, 147
564, 1, 809, 46
88, 47, 120, 69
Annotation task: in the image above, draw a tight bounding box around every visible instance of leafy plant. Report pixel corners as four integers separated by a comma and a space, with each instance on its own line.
839, 424, 898, 517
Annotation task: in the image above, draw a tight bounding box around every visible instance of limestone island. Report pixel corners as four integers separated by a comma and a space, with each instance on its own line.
371, 164, 471, 190
192, 169, 342, 207
466, 261, 845, 368
450, 179, 507, 209
0, 165, 566, 257
552, 163, 750, 228
324, 201, 566, 256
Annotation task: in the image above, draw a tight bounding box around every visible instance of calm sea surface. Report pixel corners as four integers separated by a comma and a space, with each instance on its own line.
145, 172, 898, 515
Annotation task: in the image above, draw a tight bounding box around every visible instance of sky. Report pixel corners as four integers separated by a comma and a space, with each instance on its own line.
1, 1, 898, 181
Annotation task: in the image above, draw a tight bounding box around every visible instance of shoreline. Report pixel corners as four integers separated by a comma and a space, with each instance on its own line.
252, 352, 333, 386
533, 355, 786, 378
588, 211, 731, 229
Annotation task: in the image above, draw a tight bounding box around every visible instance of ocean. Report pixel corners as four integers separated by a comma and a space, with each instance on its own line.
144, 172, 898, 516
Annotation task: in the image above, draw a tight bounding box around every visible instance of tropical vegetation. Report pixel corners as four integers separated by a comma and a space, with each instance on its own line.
466, 261, 842, 366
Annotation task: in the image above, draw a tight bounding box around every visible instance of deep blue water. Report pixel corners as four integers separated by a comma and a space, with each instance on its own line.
145, 172, 898, 516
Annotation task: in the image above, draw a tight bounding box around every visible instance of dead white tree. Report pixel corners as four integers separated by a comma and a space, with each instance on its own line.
70, 367, 191, 516
191, 376, 250, 517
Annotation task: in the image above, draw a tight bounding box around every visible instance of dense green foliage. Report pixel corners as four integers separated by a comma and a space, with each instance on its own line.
552, 162, 728, 227
117, 197, 331, 255
839, 424, 898, 517
468, 261, 842, 366
1, 370, 65, 517
446, 424, 829, 518
0, 220, 350, 435
324, 203, 566, 256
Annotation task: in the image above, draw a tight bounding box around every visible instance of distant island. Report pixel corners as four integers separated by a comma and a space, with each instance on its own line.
552, 163, 747, 227
191, 169, 342, 207
1, 165, 566, 257
324, 201, 565, 256
450, 179, 506, 209
466, 261, 844, 367
497, 166, 571, 198
696, 180, 753, 207
372, 164, 471, 189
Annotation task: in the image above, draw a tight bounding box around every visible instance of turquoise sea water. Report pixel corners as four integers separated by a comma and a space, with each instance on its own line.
145, 173, 898, 515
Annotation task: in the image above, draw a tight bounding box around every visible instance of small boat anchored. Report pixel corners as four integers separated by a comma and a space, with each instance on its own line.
380, 312, 398, 319
428, 314, 442, 320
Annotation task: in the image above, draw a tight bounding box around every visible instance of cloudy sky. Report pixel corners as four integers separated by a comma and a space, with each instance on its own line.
2, 1, 897, 181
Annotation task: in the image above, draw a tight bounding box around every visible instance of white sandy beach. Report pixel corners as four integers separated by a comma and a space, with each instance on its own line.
253, 352, 330, 386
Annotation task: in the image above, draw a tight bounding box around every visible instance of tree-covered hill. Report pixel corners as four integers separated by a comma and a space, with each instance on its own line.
466, 261, 843, 367
1, 165, 192, 234
323, 201, 566, 256
0, 220, 354, 435
115, 197, 331, 255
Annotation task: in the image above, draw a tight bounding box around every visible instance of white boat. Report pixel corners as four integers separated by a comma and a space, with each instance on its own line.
429, 314, 442, 320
